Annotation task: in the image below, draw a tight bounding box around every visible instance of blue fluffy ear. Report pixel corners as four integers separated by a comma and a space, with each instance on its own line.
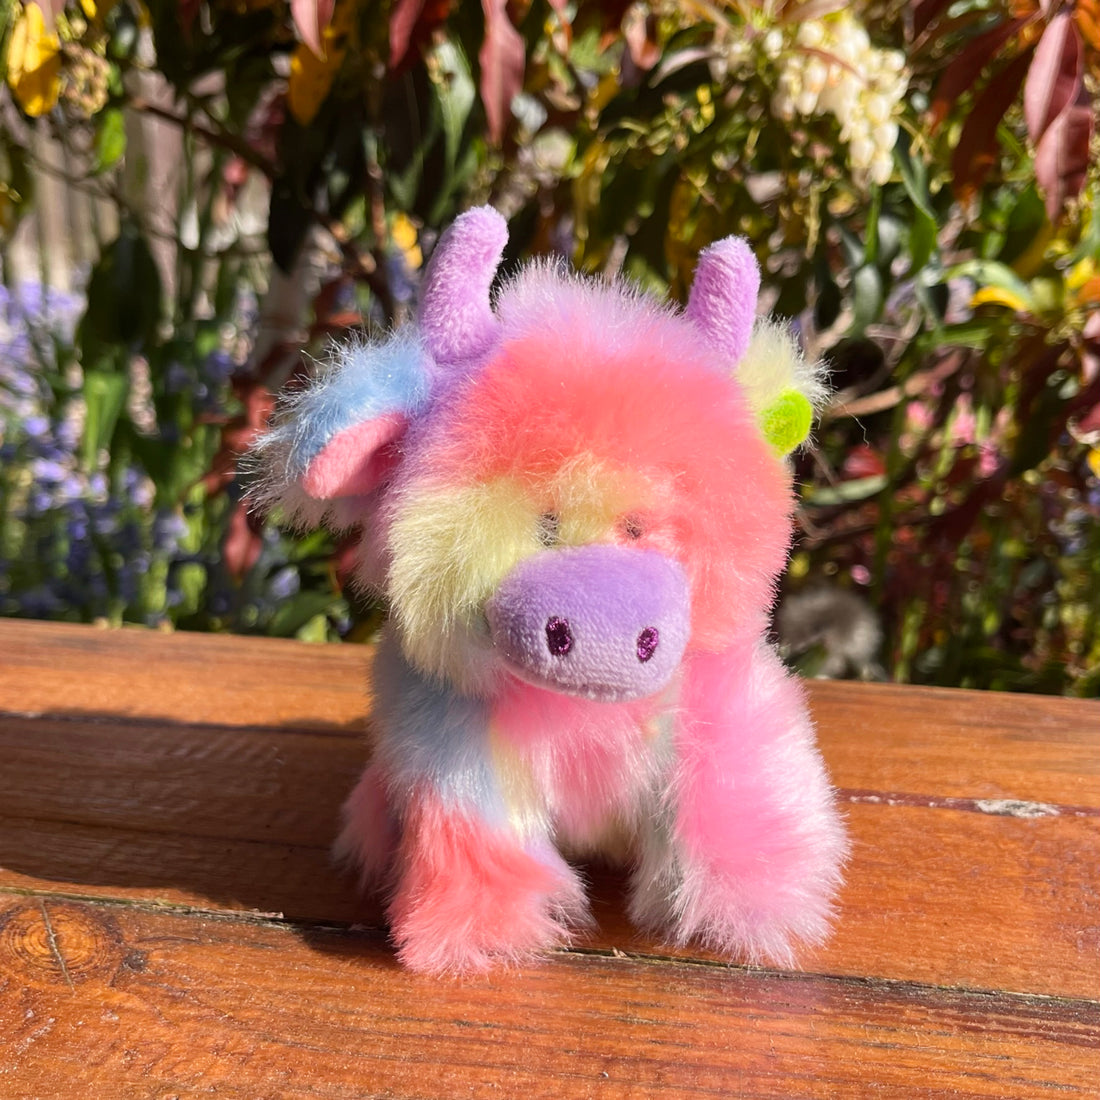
249, 329, 432, 528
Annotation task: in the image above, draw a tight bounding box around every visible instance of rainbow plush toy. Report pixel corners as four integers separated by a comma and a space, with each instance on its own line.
253, 207, 848, 972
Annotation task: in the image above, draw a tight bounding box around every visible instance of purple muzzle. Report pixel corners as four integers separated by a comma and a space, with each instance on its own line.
485, 545, 690, 702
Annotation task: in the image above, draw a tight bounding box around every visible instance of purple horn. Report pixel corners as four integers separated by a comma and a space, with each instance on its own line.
418, 205, 507, 366
685, 237, 761, 367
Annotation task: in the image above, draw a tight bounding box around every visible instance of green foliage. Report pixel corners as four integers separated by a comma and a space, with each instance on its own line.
1, 0, 1098, 691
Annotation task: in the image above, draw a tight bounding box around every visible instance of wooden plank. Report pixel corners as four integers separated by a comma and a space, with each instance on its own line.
2, 777, 1096, 998
0, 896, 1096, 1100
2, 622, 1097, 995
0, 619, 370, 732
0, 714, 367, 848
0, 816, 374, 925
812, 680, 1100, 808
2, 620, 1096, 806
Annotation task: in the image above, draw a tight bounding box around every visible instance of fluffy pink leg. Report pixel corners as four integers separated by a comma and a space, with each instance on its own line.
333, 762, 397, 889
388, 790, 587, 973
630, 639, 849, 966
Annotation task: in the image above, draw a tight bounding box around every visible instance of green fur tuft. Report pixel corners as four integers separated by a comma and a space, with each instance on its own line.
761, 389, 813, 455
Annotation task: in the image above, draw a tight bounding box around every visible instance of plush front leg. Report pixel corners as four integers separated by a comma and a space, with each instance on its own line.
388, 790, 587, 973
339, 634, 586, 972
333, 762, 397, 889
630, 639, 848, 966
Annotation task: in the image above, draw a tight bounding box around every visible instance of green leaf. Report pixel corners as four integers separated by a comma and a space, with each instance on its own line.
874, 213, 903, 272
80, 222, 163, 355
906, 208, 938, 274
81, 370, 129, 471
803, 475, 888, 506
296, 613, 332, 642
433, 40, 475, 174
947, 259, 1037, 312
864, 185, 882, 267
894, 137, 938, 271
268, 589, 341, 637
850, 264, 883, 332
93, 108, 127, 175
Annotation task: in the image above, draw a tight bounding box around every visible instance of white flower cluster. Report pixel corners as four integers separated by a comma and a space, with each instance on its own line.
769, 14, 907, 188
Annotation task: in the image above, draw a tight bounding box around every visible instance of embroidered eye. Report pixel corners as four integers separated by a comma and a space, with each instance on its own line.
538, 512, 561, 546
620, 513, 645, 541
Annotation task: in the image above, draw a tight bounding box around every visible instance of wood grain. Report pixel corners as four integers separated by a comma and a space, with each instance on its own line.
1, 785, 1096, 997
3, 618, 1096, 805
1, 895, 1097, 1100
0, 618, 370, 731
1, 619, 1098, 1098
1, 694, 1098, 996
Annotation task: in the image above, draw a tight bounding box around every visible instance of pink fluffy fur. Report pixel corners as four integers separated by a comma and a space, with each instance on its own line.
416, 268, 792, 647
388, 789, 587, 972
490, 679, 663, 850
641, 641, 849, 965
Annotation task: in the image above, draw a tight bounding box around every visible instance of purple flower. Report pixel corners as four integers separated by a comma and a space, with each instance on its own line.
22, 415, 50, 438
268, 566, 300, 601
203, 349, 236, 383
164, 362, 192, 394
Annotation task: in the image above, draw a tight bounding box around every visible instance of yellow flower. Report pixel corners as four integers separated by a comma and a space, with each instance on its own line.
969, 286, 1032, 313
391, 212, 422, 270
80, 0, 120, 19
6, 3, 62, 118
286, 1, 355, 125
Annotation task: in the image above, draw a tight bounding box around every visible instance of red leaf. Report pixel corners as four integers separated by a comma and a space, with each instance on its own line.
178, 0, 202, 33
913, 0, 956, 39
930, 17, 1030, 130
389, 0, 455, 70
291, 0, 336, 59
843, 444, 887, 480
779, 0, 848, 21
1023, 11, 1084, 145
223, 501, 265, 581
951, 48, 1034, 201
1034, 88, 1094, 220
1077, 400, 1100, 432
623, 6, 660, 71
390, 0, 426, 68
478, 0, 524, 144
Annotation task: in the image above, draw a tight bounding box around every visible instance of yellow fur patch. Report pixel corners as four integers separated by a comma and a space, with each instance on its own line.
388, 478, 542, 689
387, 459, 658, 689
550, 457, 645, 547
488, 728, 547, 838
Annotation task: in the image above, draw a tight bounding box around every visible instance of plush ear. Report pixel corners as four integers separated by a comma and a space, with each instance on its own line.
685, 237, 761, 367
736, 319, 829, 456
249, 329, 431, 527
300, 411, 409, 500
418, 205, 507, 366
686, 237, 826, 455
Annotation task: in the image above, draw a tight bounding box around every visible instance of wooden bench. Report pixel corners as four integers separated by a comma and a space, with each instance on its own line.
1, 618, 1097, 1097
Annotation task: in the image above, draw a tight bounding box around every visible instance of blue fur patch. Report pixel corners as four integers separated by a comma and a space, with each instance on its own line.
284, 329, 432, 478
371, 634, 506, 823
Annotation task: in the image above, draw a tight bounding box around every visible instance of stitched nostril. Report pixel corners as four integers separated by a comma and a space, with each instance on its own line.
637, 626, 659, 663
546, 617, 574, 657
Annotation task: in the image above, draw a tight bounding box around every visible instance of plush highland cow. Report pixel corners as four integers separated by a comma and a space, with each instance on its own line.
252, 207, 848, 972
